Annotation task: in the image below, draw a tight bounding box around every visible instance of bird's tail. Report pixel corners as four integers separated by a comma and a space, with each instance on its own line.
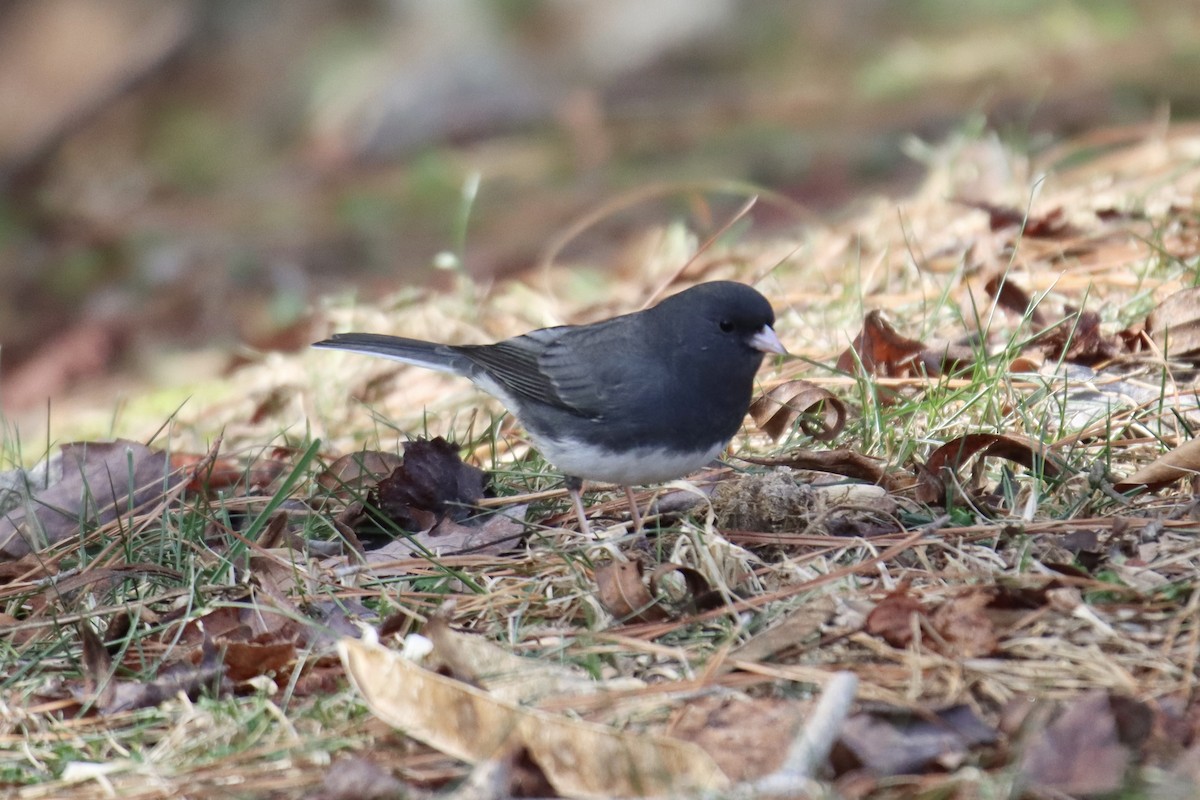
312, 333, 466, 374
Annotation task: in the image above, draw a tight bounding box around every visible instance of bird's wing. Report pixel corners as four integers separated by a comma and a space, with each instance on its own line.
455, 325, 617, 419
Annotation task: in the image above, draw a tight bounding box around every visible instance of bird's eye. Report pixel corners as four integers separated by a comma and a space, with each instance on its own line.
719, 319, 735, 333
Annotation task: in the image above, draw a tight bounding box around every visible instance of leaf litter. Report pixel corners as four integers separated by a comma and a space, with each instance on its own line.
6, 126, 1200, 797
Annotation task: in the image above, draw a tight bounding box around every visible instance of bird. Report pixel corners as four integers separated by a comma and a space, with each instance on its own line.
313, 281, 786, 534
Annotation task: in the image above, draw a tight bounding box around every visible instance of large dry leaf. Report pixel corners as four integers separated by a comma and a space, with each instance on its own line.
1148, 286, 1200, 358
916, 433, 1062, 505
338, 636, 729, 798
425, 617, 643, 705
1017, 692, 1151, 796
1115, 436, 1200, 492
0, 440, 179, 560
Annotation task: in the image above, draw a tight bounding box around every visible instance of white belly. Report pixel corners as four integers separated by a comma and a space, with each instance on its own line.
533, 435, 726, 485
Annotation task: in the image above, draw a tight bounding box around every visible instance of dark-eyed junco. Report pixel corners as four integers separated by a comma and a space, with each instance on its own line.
314, 281, 785, 533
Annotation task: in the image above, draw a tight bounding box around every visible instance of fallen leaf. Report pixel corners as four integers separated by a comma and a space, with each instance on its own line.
594, 558, 668, 623
837, 310, 926, 378
739, 449, 895, 488
834, 704, 997, 776
984, 272, 1049, 327
864, 586, 925, 649
1148, 286, 1200, 358
1040, 307, 1120, 365
0, 440, 181, 560
338, 636, 729, 798
375, 438, 488, 530
1115, 436, 1200, 492
749, 380, 847, 441
316, 450, 404, 500
425, 617, 643, 705
1017, 692, 1152, 796
916, 433, 1062, 505
929, 590, 998, 658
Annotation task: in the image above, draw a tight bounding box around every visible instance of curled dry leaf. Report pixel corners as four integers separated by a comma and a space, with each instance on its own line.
740, 449, 896, 489
916, 433, 1062, 505
594, 559, 668, 623
1040, 306, 1120, 366
1148, 285, 1200, 358
1114, 436, 1200, 492
749, 380, 846, 441
316, 450, 403, 499
424, 616, 643, 705
338, 636, 729, 799
375, 437, 488, 530
928, 589, 998, 658
837, 310, 925, 378
648, 563, 723, 613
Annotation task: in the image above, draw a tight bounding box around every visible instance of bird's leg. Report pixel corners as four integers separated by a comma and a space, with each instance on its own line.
624, 485, 644, 533
565, 475, 591, 537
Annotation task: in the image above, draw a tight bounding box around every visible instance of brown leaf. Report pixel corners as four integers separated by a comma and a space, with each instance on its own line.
740, 448, 896, 488
749, 380, 847, 441
916, 433, 1062, 505
837, 310, 926, 378
0, 440, 181, 560
221, 640, 297, 683
1114, 436, 1200, 492
97, 639, 229, 714
648, 563, 723, 613
338, 637, 729, 798
958, 199, 1079, 238
375, 437, 488, 530
984, 272, 1048, 327
319, 755, 405, 800
1148, 286, 1200, 358
595, 559, 668, 623
929, 590, 998, 658
1040, 307, 1120, 365
864, 586, 925, 649
1018, 692, 1152, 796
834, 705, 997, 776
316, 450, 404, 499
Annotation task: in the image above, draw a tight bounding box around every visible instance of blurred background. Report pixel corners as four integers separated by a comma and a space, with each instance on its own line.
1, 0, 1197, 417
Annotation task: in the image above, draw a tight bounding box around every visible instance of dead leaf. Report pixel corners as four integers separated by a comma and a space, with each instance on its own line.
375, 437, 488, 530
425, 617, 643, 705
316, 450, 404, 499
739, 449, 895, 488
1114, 437, 1200, 492
1148, 286, 1200, 358
984, 272, 1049, 327
594, 559, 668, 623
669, 695, 809, 783
837, 310, 926, 378
916, 433, 1062, 505
834, 704, 997, 776
1040, 306, 1120, 365
749, 380, 847, 441
338, 636, 729, 798
929, 590, 998, 658
958, 199, 1080, 238
319, 755, 405, 800
1018, 692, 1152, 796
361, 504, 527, 563
864, 586, 925, 649
0, 440, 181, 560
